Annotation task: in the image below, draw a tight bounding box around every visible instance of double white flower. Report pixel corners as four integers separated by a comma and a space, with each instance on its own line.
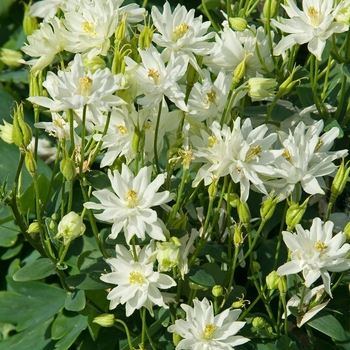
84, 164, 175, 244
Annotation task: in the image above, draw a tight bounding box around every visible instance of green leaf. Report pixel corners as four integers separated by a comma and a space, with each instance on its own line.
0, 0, 13, 17
1, 243, 23, 260
65, 272, 109, 290
65, 289, 86, 311
296, 84, 315, 108
13, 258, 56, 281
324, 118, 344, 138
0, 220, 19, 247
188, 265, 216, 287
0, 70, 28, 84
308, 311, 349, 341
85, 170, 111, 189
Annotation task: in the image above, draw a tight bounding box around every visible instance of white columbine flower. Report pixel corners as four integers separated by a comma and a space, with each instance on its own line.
100, 244, 176, 317
265, 120, 348, 199
151, 1, 214, 69
28, 54, 125, 119
125, 45, 188, 111
55, 211, 86, 245
21, 16, 69, 74
84, 164, 175, 243
272, 0, 349, 60
277, 217, 350, 296
167, 297, 249, 350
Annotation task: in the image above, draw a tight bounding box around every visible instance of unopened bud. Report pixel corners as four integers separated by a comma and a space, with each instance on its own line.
232, 55, 249, 85
25, 150, 37, 178
83, 56, 106, 73
248, 77, 277, 100
12, 103, 32, 150
212, 285, 223, 297
93, 313, 115, 327
277, 275, 287, 294
0, 49, 23, 68
260, 195, 278, 222
171, 215, 188, 229
0, 120, 14, 144
172, 333, 182, 347
23, 3, 38, 36
115, 14, 127, 42
237, 201, 251, 225
251, 261, 261, 274
344, 221, 350, 241
229, 17, 247, 31
55, 211, 86, 245
233, 223, 243, 247
27, 222, 40, 234
331, 159, 350, 197
266, 270, 279, 290
131, 124, 145, 155
139, 25, 154, 50
252, 316, 266, 329
208, 180, 217, 199
277, 66, 301, 97
263, 0, 278, 19
286, 197, 309, 231
60, 157, 76, 182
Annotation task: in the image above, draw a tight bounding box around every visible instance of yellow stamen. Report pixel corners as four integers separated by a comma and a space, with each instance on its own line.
206, 89, 216, 104
314, 241, 327, 252
245, 145, 262, 162
118, 125, 128, 135
208, 136, 217, 148
314, 138, 323, 152
82, 21, 97, 36
148, 68, 160, 85
79, 76, 93, 96
126, 189, 138, 208
203, 324, 216, 340
308, 6, 320, 27
129, 271, 144, 285
173, 23, 189, 41
283, 148, 293, 163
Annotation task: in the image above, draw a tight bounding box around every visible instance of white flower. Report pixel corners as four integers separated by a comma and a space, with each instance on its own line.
125, 45, 188, 111
204, 25, 274, 76
151, 2, 214, 69
167, 297, 249, 350
192, 118, 282, 202
29, 0, 71, 18
62, 0, 118, 58
277, 217, 350, 296
100, 244, 176, 316
84, 164, 175, 243
283, 285, 330, 328
27, 138, 57, 164
21, 16, 69, 73
55, 211, 86, 245
265, 120, 347, 199
28, 54, 125, 117
272, 0, 349, 60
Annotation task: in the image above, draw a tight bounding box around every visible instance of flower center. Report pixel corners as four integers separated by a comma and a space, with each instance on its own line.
208, 136, 217, 148
79, 76, 93, 96
206, 89, 217, 104
129, 271, 144, 285
126, 189, 138, 208
173, 22, 189, 41
283, 148, 293, 163
203, 323, 216, 340
314, 138, 323, 152
314, 241, 327, 252
245, 145, 262, 162
118, 125, 128, 135
82, 21, 97, 36
148, 68, 160, 85
308, 6, 321, 27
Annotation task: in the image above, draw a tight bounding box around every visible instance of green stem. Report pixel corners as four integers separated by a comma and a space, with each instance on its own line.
154, 99, 163, 173
273, 201, 288, 270
141, 307, 146, 347
201, 0, 220, 32
115, 319, 134, 350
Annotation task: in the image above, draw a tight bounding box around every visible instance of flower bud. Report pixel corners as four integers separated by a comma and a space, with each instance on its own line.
83, 56, 106, 73
260, 195, 278, 222
27, 222, 40, 234
25, 150, 37, 178
12, 103, 32, 150
277, 66, 301, 97
229, 17, 247, 31
263, 0, 278, 18
93, 313, 115, 327
266, 270, 279, 290
0, 49, 23, 68
172, 333, 182, 347
286, 197, 309, 231
237, 201, 251, 226
232, 54, 250, 85
55, 211, 86, 245
252, 317, 266, 329
186, 56, 202, 88
212, 285, 223, 297
171, 215, 188, 229
248, 77, 277, 100
251, 261, 261, 274
331, 159, 350, 197
132, 124, 145, 155
335, 5, 350, 25
154, 238, 181, 272
208, 180, 217, 199
233, 223, 243, 247
23, 3, 38, 36
0, 120, 14, 144
60, 157, 76, 182
277, 275, 287, 294
115, 14, 127, 42
344, 221, 350, 242
139, 24, 154, 50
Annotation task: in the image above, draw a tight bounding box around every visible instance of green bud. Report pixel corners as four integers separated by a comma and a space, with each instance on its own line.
93, 313, 115, 327
344, 221, 350, 241
172, 333, 182, 347
251, 261, 261, 274
12, 103, 32, 150
212, 285, 223, 297
286, 197, 309, 231
0, 120, 14, 144
115, 14, 127, 42
277, 275, 287, 294
232, 55, 248, 85
237, 201, 251, 226
248, 77, 277, 100
260, 195, 278, 222
263, 0, 278, 19
55, 211, 86, 245
208, 180, 217, 199
25, 150, 37, 178
277, 66, 301, 97
60, 157, 76, 182
233, 223, 243, 247
49, 220, 56, 231
132, 124, 145, 155
252, 316, 266, 329
331, 159, 350, 197
266, 270, 279, 290
27, 222, 39, 234
229, 17, 247, 31
23, 3, 38, 36
0, 49, 23, 68
83, 56, 106, 73
186, 56, 202, 88
171, 215, 188, 229
139, 24, 154, 50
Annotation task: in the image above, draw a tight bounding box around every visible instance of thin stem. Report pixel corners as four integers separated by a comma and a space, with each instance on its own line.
201, 0, 220, 32
115, 319, 134, 350
154, 99, 163, 173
